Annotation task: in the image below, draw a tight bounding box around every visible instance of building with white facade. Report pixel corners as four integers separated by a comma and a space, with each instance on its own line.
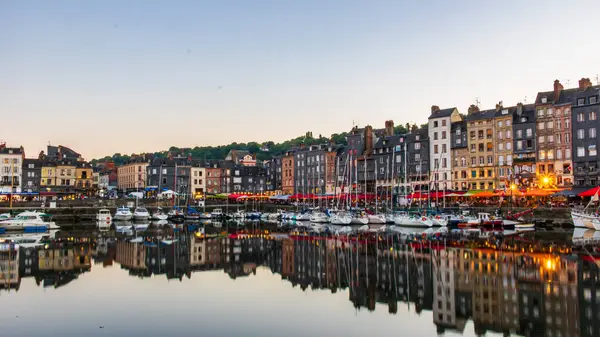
190, 165, 206, 198
428, 106, 462, 191
0, 145, 24, 193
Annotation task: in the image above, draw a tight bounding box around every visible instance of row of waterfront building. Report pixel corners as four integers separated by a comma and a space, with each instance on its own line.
1, 78, 599, 198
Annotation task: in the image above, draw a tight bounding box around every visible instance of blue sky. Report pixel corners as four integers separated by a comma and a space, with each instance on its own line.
1, 0, 599, 159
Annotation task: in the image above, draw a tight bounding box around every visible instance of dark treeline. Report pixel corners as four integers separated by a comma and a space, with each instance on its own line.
92, 123, 417, 165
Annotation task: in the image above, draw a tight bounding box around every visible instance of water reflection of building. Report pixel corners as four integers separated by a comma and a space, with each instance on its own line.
281, 239, 294, 278
9, 229, 600, 337
579, 257, 600, 337
432, 248, 458, 331
0, 243, 19, 289
116, 241, 147, 276
35, 242, 91, 288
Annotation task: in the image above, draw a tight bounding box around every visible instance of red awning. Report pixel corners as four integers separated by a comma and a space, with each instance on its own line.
39, 192, 57, 196
407, 192, 428, 199
579, 186, 600, 197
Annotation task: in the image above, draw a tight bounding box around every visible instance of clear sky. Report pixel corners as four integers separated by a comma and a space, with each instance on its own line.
1, 0, 599, 159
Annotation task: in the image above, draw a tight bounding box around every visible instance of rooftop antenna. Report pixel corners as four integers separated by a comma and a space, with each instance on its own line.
524, 96, 528, 103
565, 79, 571, 87
595, 74, 599, 85
475, 97, 481, 107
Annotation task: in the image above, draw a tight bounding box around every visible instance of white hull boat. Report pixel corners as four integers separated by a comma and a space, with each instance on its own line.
367, 214, 386, 224
96, 209, 112, 223
330, 214, 352, 225
114, 207, 133, 221
133, 207, 150, 221
350, 216, 369, 225
0, 211, 59, 231
571, 210, 596, 229
296, 213, 311, 221
394, 215, 434, 227
152, 208, 169, 220
309, 212, 329, 223
430, 216, 448, 227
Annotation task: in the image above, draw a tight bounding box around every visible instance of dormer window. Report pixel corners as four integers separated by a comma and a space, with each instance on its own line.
502, 109, 509, 115
541, 97, 548, 104
590, 96, 598, 104
578, 98, 585, 106
415, 135, 420, 141
521, 117, 527, 123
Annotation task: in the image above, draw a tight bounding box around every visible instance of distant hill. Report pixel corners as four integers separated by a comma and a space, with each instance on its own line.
92, 123, 415, 165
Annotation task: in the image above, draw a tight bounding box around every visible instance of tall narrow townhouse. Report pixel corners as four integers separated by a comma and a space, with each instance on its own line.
465, 105, 497, 190
535, 80, 576, 188
512, 103, 537, 188
494, 102, 513, 190
450, 120, 469, 191
571, 78, 600, 188
428, 106, 462, 191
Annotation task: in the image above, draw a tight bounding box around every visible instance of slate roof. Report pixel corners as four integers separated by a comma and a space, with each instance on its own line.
535, 88, 578, 105
374, 135, 403, 149
571, 85, 600, 104
511, 104, 536, 124
428, 107, 457, 119
464, 108, 496, 122
0, 147, 23, 155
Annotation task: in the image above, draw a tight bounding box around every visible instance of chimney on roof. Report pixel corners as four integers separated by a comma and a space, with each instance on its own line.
553, 79, 564, 100
431, 105, 440, 114
468, 104, 480, 114
516, 102, 524, 116
495, 101, 503, 112
411, 124, 419, 134
168, 152, 173, 160
579, 78, 592, 90
364, 125, 374, 155
300, 143, 305, 149
384, 120, 394, 137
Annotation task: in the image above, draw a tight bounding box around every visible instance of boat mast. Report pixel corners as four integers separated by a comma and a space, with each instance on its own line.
375, 159, 378, 214
363, 156, 366, 210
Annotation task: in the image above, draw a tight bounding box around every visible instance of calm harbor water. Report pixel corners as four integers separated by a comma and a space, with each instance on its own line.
0, 221, 597, 337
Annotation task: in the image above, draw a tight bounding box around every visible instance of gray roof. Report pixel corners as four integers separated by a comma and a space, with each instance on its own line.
0, 147, 23, 155
571, 85, 600, 102
428, 107, 456, 119
374, 135, 404, 149
464, 108, 496, 121
535, 88, 578, 105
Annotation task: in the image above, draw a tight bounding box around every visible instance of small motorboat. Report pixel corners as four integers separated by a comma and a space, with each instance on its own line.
152, 208, 169, 220
133, 207, 150, 221
393, 213, 434, 227
96, 209, 112, 223
0, 211, 59, 231
168, 207, 185, 221
114, 206, 133, 221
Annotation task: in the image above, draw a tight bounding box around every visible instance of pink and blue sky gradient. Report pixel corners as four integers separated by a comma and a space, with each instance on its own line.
1, 0, 599, 159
